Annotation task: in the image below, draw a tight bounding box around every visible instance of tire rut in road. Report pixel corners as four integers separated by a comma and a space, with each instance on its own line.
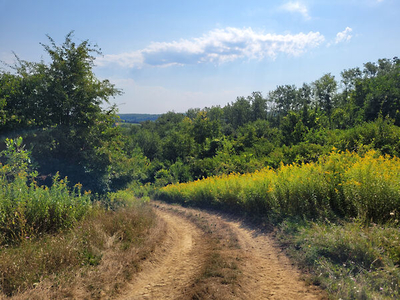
150, 202, 326, 300
118, 209, 207, 300
225, 220, 324, 300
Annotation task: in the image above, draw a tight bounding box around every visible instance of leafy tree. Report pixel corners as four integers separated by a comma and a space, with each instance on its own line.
134, 129, 161, 160
223, 96, 251, 129
312, 73, 338, 120
0, 32, 129, 193
280, 111, 307, 145
162, 127, 194, 162
275, 85, 298, 113
40, 32, 121, 127
249, 91, 267, 121
154, 111, 185, 138
340, 67, 362, 106
349, 57, 400, 124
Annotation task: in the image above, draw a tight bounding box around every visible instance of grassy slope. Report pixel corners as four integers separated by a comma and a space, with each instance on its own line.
156, 150, 400, 299
0, 202, 162, 299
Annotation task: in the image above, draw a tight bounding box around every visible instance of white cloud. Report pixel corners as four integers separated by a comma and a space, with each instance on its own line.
97, 27, 325, 68
280, 2, 311, 20
335, 27, 353, 44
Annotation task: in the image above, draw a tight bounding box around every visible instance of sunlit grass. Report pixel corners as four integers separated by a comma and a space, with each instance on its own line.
0, 202, 158, 298
157, 150, 400, 224
0, 171, 92, 246
277, 220, 400, 299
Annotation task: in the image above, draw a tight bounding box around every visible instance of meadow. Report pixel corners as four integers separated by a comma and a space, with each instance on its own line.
156, 149, 400, 299
2, 34, 400, 298
157, 149, 400, 224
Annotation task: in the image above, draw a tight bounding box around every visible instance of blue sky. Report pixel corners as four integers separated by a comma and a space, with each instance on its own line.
0, 0, 399, 113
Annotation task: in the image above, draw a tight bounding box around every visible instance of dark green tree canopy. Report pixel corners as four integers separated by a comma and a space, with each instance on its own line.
0, 31, 121, 132
0, 32, 134, 193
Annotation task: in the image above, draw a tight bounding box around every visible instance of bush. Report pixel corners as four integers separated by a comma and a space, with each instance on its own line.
0, 138, 92, 245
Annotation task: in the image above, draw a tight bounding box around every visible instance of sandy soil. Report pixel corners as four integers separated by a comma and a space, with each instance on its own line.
118, 208, 208, 299
120, 202, 325, 300
225, 218, 322, 300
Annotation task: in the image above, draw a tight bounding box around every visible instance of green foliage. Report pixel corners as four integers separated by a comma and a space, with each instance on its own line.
0, 137, 31, 179
312, 73, 338, 119
157, 150, 400, 224
0, 32, 146, 193
328, 116, 400, 156
278, 221, 400, 299
0, 138, 92, 245
121, 57, 400, 193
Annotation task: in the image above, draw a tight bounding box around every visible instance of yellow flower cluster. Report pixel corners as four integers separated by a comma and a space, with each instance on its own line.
159, 150, 400, 223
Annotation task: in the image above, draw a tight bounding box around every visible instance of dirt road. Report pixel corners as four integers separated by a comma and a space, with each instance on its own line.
120, 202, 325, 300
118, 209, 208, 299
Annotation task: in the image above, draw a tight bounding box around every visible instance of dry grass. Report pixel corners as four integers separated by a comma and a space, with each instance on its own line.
275, 219, 400, 299
0, 203, 165, 299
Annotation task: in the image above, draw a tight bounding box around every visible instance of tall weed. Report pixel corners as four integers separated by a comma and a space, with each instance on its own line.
157, 150, 400, 224
0, 138, 92, 245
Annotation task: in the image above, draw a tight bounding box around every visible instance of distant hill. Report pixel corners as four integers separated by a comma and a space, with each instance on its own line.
118, 114, 161, 124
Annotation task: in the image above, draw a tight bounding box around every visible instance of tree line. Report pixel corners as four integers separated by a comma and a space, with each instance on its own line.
1, 32, 399, 193
123, 57, 400, 187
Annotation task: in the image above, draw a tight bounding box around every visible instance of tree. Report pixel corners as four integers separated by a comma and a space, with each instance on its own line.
312, 73, 337, 120
223, 97, 251, 129
40, 31, 121, 127
340, 67, 362, 101
280, 111, 307, 145
349, 58, 400, 124
1, 32, 121, 131
0, 32, 127, 193
268, 85, 298, 124
249, 91, 267, 121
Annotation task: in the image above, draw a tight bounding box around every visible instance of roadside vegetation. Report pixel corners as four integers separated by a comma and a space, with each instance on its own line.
0, 133, 160, 298
157, 149, 400, 224
156, 150, 400, 299
0, 33, 160, 298
1, 201, 159, 298
128, 57, 399, 299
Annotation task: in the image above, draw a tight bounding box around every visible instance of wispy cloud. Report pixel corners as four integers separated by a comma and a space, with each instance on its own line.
334, 27, 353, 44
97, 27, 325, 68
280, 2, 311, 20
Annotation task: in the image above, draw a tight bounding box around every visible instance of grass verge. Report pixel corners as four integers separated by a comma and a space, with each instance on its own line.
0, 201, 163, 299
275, 219, 400, 299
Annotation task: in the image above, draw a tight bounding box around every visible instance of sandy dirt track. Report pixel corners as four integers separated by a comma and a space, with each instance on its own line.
118, 209, 208, 299
120, 202, 325, 300
225, 218, 322, 299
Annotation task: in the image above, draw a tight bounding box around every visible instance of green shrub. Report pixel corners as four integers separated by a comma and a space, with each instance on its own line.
0, 138, 92, 245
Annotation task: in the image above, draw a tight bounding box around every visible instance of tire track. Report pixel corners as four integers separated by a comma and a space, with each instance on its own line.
118, 209, 207, 300
225, 219, 323, 299
120, 203, 325, 299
